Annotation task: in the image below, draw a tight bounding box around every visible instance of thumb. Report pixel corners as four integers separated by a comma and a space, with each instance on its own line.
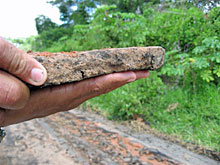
0, 37, 47, 86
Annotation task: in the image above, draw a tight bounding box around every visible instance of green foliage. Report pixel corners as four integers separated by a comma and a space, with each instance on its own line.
144, 84, 220, 151
49, 0, 101, 25
188, 0, 220, 11
45, 5, 149, 51
92, 5, 147, 47
33, 26, 73, 51
89, 76, 220, 151
33, 5, 220, 90
144, 7, 207, 51
161, 37, 220, 84
18, 3, 220, 150
48, 0, 162, 26
35, 15, 57, 34
101, 0, 161, 13
90, 72, 165, 120
8, 36, 36, 51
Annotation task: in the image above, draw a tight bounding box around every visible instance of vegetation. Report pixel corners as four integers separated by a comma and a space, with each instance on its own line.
15, 1, 220, 151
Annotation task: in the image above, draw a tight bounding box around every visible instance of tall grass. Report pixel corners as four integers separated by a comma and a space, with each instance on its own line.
88, 72, 220, 151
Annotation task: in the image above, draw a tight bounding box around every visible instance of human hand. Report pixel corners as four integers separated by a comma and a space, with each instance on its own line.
0, 37, 149, 126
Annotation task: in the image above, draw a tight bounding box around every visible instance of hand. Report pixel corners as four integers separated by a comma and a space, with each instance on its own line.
0, 37, 149, 126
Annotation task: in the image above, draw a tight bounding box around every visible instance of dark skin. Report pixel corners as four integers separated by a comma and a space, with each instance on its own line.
0, 37, 149, 127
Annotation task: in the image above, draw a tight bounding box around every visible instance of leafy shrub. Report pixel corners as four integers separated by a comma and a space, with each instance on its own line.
90, 72, 165, 120
160, 37, 220, 88
17, 4, 220, 151
32, 26, 73, 51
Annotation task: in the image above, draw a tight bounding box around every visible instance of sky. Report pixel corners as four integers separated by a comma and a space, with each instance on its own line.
0, 0, 62, 39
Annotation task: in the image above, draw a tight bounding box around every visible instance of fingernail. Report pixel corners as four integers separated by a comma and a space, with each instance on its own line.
31, 68, 44, 83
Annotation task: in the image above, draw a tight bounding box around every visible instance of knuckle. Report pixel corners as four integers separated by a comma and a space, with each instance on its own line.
108, 74, 120, 84
4, 84, 24, 107
90, 74, 122, 95
92, 79, 104, 93
0, 38, 29, 76
93, 81, 108, 94
106, 73, 122, 86
7, 52, 28, 75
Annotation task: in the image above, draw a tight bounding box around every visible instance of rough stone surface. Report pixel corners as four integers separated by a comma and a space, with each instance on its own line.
29, 47, 165, 87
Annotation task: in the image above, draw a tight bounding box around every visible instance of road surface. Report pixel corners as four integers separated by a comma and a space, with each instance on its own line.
0, 109, 219, 165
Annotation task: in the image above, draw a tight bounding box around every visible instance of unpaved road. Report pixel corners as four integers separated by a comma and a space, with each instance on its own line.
0, 109, 219, 165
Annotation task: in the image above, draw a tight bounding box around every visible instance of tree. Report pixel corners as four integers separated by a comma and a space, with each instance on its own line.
35, 15, 57, 34
101, 0, 161, 14
48, 0, 162, 26
166, 0, 220, 11
189, 0, 220, 11
48, 0, 99, 25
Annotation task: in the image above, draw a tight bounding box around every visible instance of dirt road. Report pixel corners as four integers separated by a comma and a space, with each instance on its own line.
0, 109, 219, 165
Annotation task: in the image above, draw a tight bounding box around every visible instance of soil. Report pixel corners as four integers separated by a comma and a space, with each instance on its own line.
0, 109, 219, 165
122, 118, 220, 161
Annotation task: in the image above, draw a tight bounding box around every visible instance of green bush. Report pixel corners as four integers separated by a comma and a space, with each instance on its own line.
19, 5, 220, 151
160, 37, 220, 89
89, 76, 220, 151
32, 26, 73, 51
90, 72, 165, 120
